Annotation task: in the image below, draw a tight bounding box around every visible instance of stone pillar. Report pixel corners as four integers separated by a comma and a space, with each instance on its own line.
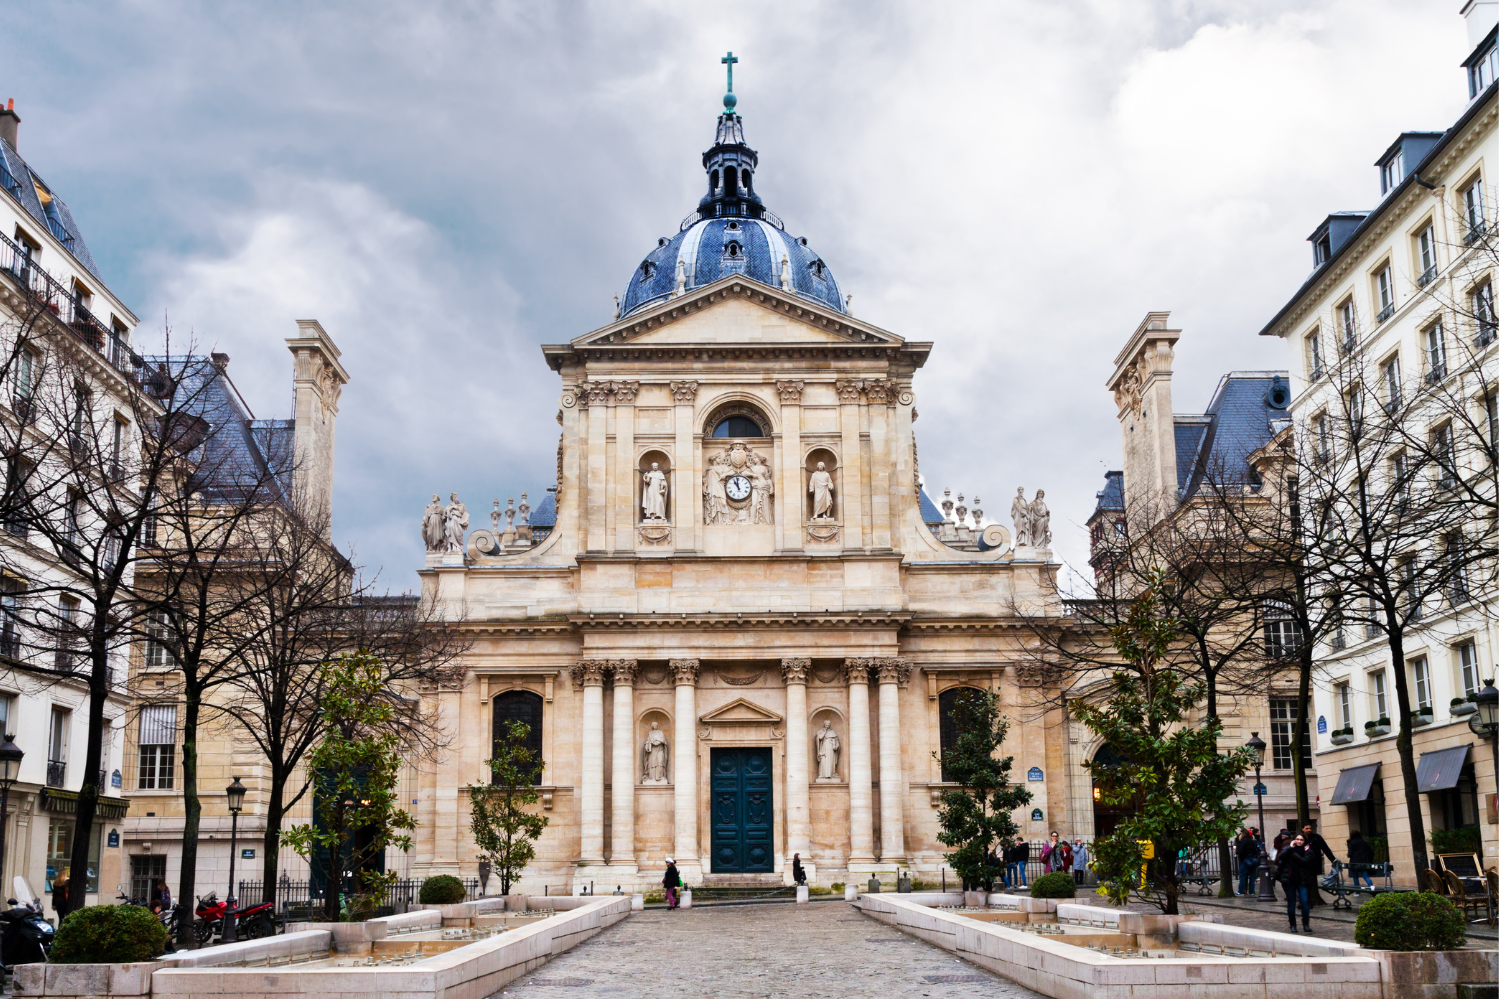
572, 659, 608, 866
836, 379, 865, 549
670, 381, 698, 552
864, 381, 893, 551
671, 659, 701, 878
609, 659, 638, 874
844, 658, 876, 866
613, 382, 638, 552
582, 382, 610, 552
782, 658, 812, 880
877, 658, 909, 865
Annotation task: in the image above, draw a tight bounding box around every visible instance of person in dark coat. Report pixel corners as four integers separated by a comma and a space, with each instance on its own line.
1345, 831, 1376, 890
1235, 828, 1260, 895
1276, 834, 1316, 933
663, 857, 682, 910
1013, 840, 1030, 888
791, 853, 806, 886
50, 871, 69, 920
1300, 823, 1337, 906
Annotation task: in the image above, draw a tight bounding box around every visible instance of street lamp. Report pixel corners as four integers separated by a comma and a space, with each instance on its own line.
1246, 733, 1276, 902
0, 733, 24, 894
222, 776, 246, 944
1470, 678, 1499, 801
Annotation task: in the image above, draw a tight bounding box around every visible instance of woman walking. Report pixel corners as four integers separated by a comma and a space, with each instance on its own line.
663, 857, 682, 910
1276, 833, 1315, 934
1071, 840, 1088, 886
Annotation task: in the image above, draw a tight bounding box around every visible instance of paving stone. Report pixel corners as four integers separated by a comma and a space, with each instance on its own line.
491, 901, 1046, 998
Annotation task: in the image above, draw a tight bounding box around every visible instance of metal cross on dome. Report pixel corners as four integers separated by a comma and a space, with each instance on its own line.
722, 51, 738, 94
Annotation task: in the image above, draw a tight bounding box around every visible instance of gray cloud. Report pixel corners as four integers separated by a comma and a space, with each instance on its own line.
0, 0, 1467, 586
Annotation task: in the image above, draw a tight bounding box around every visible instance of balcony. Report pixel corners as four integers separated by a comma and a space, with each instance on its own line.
1465, 221, 1487, 245
1418, 266, 1437, 287
46, 760, 65, 787
1476, 325, 1496, 348
1376, 304, 1395, 324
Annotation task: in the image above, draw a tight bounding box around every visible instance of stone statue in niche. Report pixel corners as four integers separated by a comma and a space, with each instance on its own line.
641, 721, 670, 783
641, 462, 669, 521
808, 461, 835, 520
703, 442, 773, 526
1011, 487, 1032, 548
815, 720, 841, 781
1028, 489, 1051, 549
422, 495, 446, 553
444, 493, 469, 553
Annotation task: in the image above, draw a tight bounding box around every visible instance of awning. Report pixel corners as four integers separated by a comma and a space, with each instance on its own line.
1330, 763, 1381, 805
1416, 744, 1471, 793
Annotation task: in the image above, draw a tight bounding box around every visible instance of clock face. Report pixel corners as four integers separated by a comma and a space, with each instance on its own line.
725, 474, 752, 501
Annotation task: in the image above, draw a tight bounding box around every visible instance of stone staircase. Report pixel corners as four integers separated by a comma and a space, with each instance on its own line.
693, 873, 794, 900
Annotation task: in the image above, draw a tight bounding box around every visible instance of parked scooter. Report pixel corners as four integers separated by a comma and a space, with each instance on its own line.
193, 893, 276, 945
0, 877, 55, 984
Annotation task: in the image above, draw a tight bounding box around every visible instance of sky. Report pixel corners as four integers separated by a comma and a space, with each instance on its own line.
0, 0, 1476, 588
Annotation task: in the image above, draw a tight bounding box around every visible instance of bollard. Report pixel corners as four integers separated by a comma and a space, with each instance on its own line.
631, 893, 644, 911
867, 876, 880, 894
680, 889, 692, 909
795, 885, 809, 904
844, 883, 858, 902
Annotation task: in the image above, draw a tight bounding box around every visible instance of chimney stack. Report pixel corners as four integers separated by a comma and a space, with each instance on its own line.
0, 100, 18, 150
210, 352, 230, 372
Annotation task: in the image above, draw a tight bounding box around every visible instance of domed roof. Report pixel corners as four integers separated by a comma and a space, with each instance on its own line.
617, 59, 847, 320
620, 217, 846, 318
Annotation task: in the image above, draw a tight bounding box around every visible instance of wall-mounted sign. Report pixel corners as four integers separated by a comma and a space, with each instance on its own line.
241, 849, 256, 860
1253, 783, 1268, 797
1316, 715, 1327, 734
106, 829, 119, 848
111, 769, 122, 789
1030, 808, 1044, 822
1027, 767, 1044, 782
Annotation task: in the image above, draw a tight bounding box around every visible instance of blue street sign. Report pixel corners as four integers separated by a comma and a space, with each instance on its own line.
1254, 783, 1268, 797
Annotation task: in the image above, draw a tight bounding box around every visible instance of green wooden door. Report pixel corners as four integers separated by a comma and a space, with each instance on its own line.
710, 747, 774, 873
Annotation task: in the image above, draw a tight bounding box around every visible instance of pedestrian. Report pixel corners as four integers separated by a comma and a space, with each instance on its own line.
791, 853, 806, 886
1013, 840, 1031, 887
1071, 840, 1088, 886
1042, 831, 1063, 873
983, 845, 999, 893
1275, 833, 1316, 934
1345, 831, 1376, 891
50, 870, 69, 920
663, 857, 681, 910
151, 878, 172, 915
1300, 822, 1337, 907
1235, 828, 1260, 896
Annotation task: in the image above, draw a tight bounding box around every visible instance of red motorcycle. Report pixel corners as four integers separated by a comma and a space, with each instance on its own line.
193, 892, 276, 945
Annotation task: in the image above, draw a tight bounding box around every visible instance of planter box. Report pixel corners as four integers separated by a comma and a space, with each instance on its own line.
1331, 731, 1355, 745
1411, 711, 1434, 727
1451, 702, 1478, 717
1367, 724, 1392, 738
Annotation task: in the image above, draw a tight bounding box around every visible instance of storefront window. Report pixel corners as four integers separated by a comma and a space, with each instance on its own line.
45, 820, 101, 894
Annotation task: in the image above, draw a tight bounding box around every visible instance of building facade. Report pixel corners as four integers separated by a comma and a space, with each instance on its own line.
1259, 2, 1499, 881
414, 86, 1089, 890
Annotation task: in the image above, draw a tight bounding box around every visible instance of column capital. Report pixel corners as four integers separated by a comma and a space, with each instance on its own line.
571, 659, 609, 686
835, 378, 864, 404
843, 657, 874, 684
780, 657, 811, 685
775, 380, 805, 404
876, 657, 911, 687
610, 380, 640, 405
609, 659, 638, 684
862, 379, 892, 405
669, 658, 701, 685
669, 380, 699, 405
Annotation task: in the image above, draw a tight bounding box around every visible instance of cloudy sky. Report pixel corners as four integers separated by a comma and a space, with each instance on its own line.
0, 0, 1474, 587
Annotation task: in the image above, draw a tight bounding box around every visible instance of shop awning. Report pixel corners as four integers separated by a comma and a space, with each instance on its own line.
1415, 744, 1471, 793
1330, 763, 1381, 804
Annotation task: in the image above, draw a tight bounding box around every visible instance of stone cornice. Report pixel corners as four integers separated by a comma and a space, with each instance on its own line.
567, 611, 911, 630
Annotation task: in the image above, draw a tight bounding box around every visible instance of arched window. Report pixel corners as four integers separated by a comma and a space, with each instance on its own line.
725, 241, 741, 258
1091, 742, 1134, 837
712, 415, 765, 438
938, 686, 983, 783
742, 169, 752, 193
710, 168, 719, 194
492, 690, 543, 785
725, 166, 738, 194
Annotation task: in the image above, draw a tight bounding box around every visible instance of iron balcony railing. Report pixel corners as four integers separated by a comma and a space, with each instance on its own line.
1417, 265, 1438, 287
45, 760, 65, 787
1376, 303, 1395, 324
1465, 220, 1487, 245
0, 231, 144, 383
0, 160, 21, 200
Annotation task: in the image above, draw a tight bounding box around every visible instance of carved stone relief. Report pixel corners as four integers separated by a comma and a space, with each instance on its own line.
703, 441, 773, 526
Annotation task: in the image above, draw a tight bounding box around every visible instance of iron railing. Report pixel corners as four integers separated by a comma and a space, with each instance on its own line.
236, 876, 484, 921
45, 760, 65, 787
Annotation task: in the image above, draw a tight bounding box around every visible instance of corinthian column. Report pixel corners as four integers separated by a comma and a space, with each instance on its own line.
781, 658, 812, 877
572, 659, 609, 866
670, 659, 701, 877
876, 658, 910, 864
609, 659, 638, 874
844, 658, 876, 866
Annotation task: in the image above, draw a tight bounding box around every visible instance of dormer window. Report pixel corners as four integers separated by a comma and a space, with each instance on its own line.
1469, 39, 1499, 98
1313, 232, 1332, 266
1379, 149, 1404, 195
725, 241, 741, 258
640, 260, 656, 280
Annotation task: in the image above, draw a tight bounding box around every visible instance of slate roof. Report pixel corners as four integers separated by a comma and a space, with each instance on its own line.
0, 137, 102, 282
1089, 470, 1124, 522
918, 487, 945, 527
531, 489, 557, 528
1174, 372, 1290, 501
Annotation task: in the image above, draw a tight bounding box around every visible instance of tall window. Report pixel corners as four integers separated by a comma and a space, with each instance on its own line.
1447, 531, 1469, 602
1370, 670, 1388, 721
47, 706, 69, 786
1401, 557, 1421, 620
1425, 322, 1447, 380
1410, 657, 1431, 710
63, 490, 81, 553
0, 577, 20, 659
13, 348, 35, 412
491, 690, 543, 785
1315, 413, 1332, 461
1382, 354, 1402, 411
136, 704, 176, 790
1375, 266, 1395, 322
1262, 600, 1299, 658
1269, 698, 1312, 771
1347, 387, 1364, 436
1433, 423, 1457, 488
938, 686, 984, 783
1306, 330, 1324, 380
3, 456, 30, 537
1471, 43, 1499, 97
143, 610, 172, 669
1487, 392, 1498, 462
1417, 226, 1437, 284
1459, 640, 1479, 697
0, 692, 12, 740
1337, 682, 1352, 729
69, 385, 91, 453
1390, 451, 1411, 510
1340, 300, 1357, 351
110, 418, 125, 480
1464, 176, 1485, 241
1474, 282, 1495, 346
54, 595, 79, 672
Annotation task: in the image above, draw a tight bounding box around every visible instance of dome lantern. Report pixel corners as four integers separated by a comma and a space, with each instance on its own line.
699, 51, 763, 221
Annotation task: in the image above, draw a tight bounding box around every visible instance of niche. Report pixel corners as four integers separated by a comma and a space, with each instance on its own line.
810, 707, 844, 782
638, 708, 672, 784
637, 449, 672, 524
803, 447, 840, 522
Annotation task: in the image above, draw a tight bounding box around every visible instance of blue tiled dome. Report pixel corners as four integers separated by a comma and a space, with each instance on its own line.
620, 217, 845, 318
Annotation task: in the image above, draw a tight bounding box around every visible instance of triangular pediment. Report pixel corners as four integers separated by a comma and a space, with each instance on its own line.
699, 697, 784, 725
573, 276, 904, 349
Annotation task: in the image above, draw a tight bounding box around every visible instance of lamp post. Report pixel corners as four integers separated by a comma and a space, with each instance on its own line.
0, 733, 24, 894
1470, 677, 1499, 800
222, 776, 246, 944
1246, 733, 1276, 902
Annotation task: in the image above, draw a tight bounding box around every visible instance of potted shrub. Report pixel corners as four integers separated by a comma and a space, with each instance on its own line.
1330, 725, 1355, 746
1369, 716, 1392, 737
1411, 706, 1434, 727
1451, 695, 1478, 717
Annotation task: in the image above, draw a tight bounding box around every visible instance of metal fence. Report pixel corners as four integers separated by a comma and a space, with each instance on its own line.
235, 876, 484, 921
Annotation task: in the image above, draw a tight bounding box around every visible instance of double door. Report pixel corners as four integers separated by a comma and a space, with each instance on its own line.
710, 747, 773, 873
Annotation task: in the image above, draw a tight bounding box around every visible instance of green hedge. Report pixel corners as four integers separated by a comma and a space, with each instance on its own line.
51, 905, 167, 964
1029, 872, 1077, 899
1354, 892, 1465, 951
1430, 827, 1481, 855
418, 874, 468, 905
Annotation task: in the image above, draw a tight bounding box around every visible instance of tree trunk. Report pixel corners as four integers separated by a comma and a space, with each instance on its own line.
1293, 650, 1312, 828
1384, 622, 1429, 876
260, 769, 286, 910
176, 687, 202, 946
1203, 667, 1234, 898
63, 639, 109, 917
